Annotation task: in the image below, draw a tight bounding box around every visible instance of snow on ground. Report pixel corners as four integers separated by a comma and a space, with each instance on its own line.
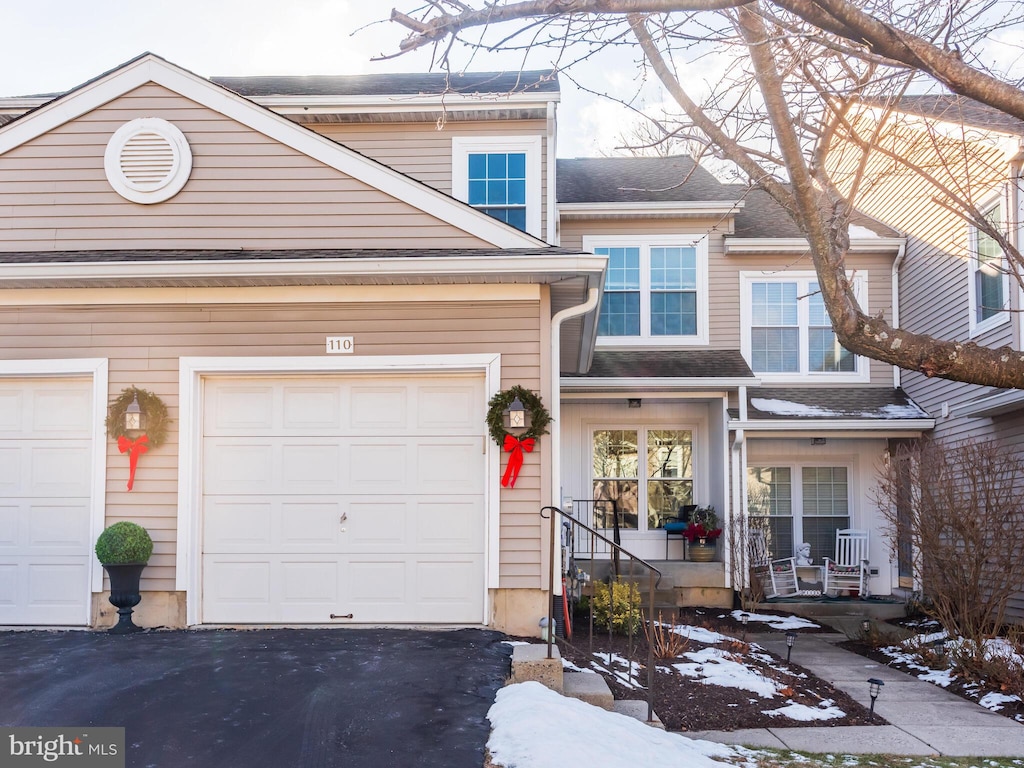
763, 700, 846, 721
487, 681, 745, 768
730, 610, 820, 631
673, 646, 782, 698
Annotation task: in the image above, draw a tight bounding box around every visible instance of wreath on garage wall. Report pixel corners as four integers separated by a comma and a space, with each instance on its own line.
485, 386, 551, 489
106, 387, 171, 491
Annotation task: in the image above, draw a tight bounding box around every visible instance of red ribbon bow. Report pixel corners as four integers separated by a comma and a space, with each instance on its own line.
117, 434, 149, 491
501, 434, 535, 488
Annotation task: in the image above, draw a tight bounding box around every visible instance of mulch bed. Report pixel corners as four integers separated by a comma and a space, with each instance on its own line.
550, 607, 881, 732
838, 624, 1024, 724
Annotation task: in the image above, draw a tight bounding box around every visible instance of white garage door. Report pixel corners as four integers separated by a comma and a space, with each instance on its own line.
201, 373, 486, 624
0, 378, 93, 625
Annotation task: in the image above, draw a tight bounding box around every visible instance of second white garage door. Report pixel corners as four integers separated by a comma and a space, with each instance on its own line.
201, 373, 486, 624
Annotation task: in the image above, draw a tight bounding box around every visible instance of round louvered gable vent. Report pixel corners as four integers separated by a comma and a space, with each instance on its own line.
104, 118, 192, 204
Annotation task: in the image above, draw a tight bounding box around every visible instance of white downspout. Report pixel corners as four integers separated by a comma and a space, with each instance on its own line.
548, 287, 601, 598
547, 100, 559, 245
550, 287, 601, 509
730, 386, 747, 591
891, 242, 906, 389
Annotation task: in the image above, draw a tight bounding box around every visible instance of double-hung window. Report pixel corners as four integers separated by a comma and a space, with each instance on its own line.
452, 136, 542, 237
969, 200, 1009, 336
747, 465, 850, 560
585, 236, 708, 345
741, 271, 866, 381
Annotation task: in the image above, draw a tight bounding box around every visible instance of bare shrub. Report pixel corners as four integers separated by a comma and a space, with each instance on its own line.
726, 511, 763, 610
643, 613, 691, 660
876, 438, 1024, 644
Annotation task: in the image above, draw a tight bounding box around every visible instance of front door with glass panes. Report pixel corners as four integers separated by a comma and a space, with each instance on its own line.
746, 465, 851, 562
591, 428, 694, 542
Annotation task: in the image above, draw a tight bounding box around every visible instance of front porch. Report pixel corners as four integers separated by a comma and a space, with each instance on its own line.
571, 558, 908, 623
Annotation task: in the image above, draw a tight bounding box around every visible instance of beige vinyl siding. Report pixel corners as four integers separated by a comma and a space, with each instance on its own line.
561, 216, 896, 385
313, 120, 550, 242
0, 84, 492, 251
0, 296, 544, 592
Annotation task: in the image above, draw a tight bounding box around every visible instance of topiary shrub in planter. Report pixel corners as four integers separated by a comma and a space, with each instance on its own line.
95, 522, 153, 634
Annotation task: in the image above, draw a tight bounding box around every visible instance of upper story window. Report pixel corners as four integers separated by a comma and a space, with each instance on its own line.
453, 136, 542, 238
584, 235, 709, 346
740, 271, 868, 382
969, 200, 1009, 337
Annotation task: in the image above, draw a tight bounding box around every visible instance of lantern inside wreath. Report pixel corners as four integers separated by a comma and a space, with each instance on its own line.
106, 387, 171, 491
486, 386, 551, 489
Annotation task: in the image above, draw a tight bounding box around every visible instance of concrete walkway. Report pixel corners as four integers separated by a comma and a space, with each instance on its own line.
686, 631, 1024, 757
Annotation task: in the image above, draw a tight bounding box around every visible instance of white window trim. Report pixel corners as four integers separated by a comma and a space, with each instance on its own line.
588, 422, 703, 536
584, 234, 710, 347
452, 136, 542, 238
740, 270, 870, 383
746, 462, 854, 558
968, 195, 1011, 338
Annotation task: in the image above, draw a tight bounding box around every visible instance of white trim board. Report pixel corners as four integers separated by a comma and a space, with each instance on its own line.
176, 353, 502, 627
0, 54, 543, 250
0, 358, 109, 614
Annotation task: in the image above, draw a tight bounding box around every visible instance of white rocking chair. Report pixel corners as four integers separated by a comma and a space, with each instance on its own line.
823, 528, 870, 598
748, 529, 800, 599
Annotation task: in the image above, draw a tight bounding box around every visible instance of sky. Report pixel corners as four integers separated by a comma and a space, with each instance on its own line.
0, 0, 641, 158
3, 1, 1023, 161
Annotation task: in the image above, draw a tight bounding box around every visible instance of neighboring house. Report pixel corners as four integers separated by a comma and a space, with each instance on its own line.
829, 95, 1024, 616
0, 53, 931, 634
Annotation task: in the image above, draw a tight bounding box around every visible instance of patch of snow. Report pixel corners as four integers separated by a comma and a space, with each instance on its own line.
730, 610, 820, 630
750, 398, 834, 417
592, 652, 643, 689
873, 404, 927, 418
561, 657, 592, 673
677, 625, 734, 645
486, 681, 740, 768
849, 225, 881, 239
763, 701, 846, 721
674, 647, 781, 698
980, 691, 1022, 712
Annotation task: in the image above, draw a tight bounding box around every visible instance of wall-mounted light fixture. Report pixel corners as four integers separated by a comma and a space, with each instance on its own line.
503, 396, 530, 431
628, 398, 642, 409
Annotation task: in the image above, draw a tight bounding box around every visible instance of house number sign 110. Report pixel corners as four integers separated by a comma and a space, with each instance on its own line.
325, 336, 354, 354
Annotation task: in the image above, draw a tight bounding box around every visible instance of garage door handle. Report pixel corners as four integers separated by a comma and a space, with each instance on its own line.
339, 513, 348, 524
330, 613, 353, 619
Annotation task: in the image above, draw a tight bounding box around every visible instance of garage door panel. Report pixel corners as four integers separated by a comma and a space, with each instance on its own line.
417, 384, 481, 431
281, 443, 343, 489
29, 502, 92, 552
346, 501, 409, 549
416, 441, 485, 494
205, 385, 276, 433
415, 500, 484, 551
415, 558, 485, 622
0, 558, 90, 625
350, 387, 408, 430
33, 389, 92, 434
282, 386, 342, 430
204, 558, 272, 606
348, 442, 408, 492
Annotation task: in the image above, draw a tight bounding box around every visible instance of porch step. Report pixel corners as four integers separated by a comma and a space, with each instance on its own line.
510, 644, 663, 728
563, 670, 614, 710
612, 700, 666, 729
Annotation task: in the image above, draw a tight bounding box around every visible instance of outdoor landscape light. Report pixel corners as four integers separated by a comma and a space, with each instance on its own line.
867, 677, 884, 717
861, 618, 872, 635
125, 393, 143, 432
933, 637, 946, 656
785, 631, 797, 662
503, 396, 528, 430
740, 612, 749, 641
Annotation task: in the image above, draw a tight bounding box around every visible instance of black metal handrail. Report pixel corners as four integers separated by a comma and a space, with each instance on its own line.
540, 505, 662, 724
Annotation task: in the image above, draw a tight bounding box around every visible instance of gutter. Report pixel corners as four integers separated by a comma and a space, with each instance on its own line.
547, 100, 559, 245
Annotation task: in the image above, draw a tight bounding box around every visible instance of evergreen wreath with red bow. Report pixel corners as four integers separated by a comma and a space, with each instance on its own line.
485, 386, 551, 489
106, 387, 171, 491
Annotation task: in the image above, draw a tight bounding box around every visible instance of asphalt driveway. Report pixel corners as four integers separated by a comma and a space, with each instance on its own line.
0, 628, 510, 767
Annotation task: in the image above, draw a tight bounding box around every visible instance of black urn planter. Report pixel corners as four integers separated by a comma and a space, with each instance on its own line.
103, 563, 147, 634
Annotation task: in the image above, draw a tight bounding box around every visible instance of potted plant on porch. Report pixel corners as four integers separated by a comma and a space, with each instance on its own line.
95, 521, 153, 634
684, 506, 722, 562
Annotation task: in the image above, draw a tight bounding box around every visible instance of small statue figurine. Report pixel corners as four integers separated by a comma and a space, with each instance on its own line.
796, 542, 812, 566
